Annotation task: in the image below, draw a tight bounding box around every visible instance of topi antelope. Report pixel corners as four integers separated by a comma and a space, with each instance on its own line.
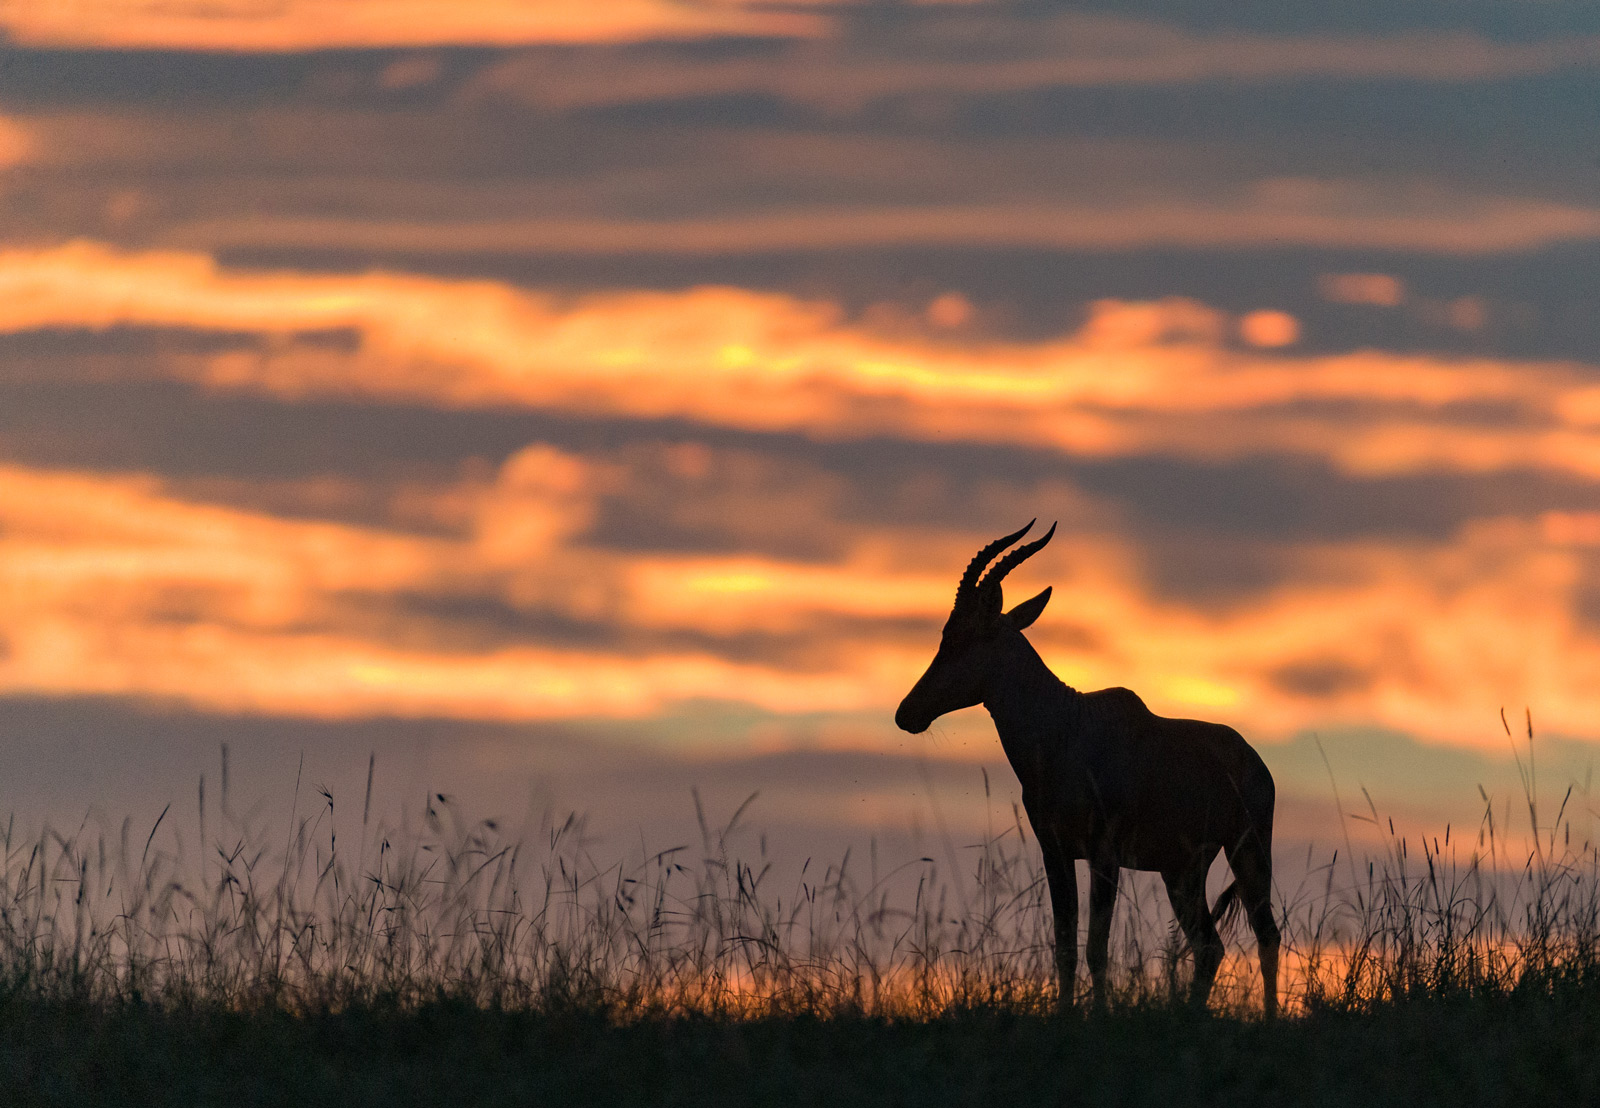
895, 521, 1280, 1016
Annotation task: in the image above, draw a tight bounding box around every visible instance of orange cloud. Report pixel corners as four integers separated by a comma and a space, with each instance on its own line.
0, 246, 1596, 746
0, 116, 33, 169
616, 519, 1600, 754
0, 456, 902, 719
0, 0, 825, 51
1237, 309, 1299, 348
5, 242, 1600, 481
7, 626, 897, 721
1, 453, 1598, 751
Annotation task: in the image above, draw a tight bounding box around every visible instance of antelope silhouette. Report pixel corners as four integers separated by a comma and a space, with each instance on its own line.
895, 521, 1280, 1016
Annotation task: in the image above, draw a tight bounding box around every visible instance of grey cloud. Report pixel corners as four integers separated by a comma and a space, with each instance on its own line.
1269, 660, 1375, 699
1075, 455, 1600, 543
1076, 451, 1600, 605
1126, 533, 1298, 609
0, 376, 550, 482
7, 6, 1597, 111
462, 19, 1600, 116
1567, 553, 1600, 636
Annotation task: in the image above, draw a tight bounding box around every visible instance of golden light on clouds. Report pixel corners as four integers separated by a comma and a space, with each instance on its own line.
6, 242, 1600, 481
1237, 310, 1300, 348
0, 445, 1595, 750
1, 244, 1598, 749
0, 116, 33, 169
0, 458, 903, 719
0, 0, 825, 50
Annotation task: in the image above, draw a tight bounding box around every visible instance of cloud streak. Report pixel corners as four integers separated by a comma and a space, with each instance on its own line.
468, 19, 1600, 113
0, 0, 825, 51
157, 194, 1600, 257
6, 242, 1600, 481
12, 96, 1593, 259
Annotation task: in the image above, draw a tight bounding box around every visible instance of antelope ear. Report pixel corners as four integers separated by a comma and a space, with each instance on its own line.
1003, 586, 1051, 630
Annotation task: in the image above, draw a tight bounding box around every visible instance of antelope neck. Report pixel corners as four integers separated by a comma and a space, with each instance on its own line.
981, 633, 1080, 792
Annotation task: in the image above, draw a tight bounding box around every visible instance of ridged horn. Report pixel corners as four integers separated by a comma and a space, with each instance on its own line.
977, 521, 1057, 603
954, 520, 1034, 609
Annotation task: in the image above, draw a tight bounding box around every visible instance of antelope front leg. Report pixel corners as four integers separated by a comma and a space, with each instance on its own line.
1041, 842, 1078, 1009
1086, 862, 1118, 1011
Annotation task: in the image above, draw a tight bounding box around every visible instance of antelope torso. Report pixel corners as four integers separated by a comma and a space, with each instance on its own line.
1007, 686, 1272, 874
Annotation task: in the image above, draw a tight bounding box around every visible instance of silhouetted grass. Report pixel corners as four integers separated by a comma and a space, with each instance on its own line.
9, 986, 1600, 1107
5, 717, 1600, 1104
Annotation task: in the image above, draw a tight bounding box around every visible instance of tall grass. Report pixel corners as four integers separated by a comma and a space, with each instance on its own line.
1, 719, 1597, 1021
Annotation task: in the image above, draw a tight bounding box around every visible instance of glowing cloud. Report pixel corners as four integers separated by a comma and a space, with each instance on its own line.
4, 244, 1600, 748
0, 452, 1597, 751
0, 0, 825, 51
6, 242, 1600, 482
1237, 310, 1300, 348
0, 457, 903, 719
0, 116, 33, 169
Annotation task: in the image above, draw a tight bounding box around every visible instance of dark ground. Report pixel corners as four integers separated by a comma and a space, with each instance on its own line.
6, 991, 1599, 1108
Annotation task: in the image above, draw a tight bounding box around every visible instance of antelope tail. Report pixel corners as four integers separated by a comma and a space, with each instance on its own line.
1210, 881, 1246, 933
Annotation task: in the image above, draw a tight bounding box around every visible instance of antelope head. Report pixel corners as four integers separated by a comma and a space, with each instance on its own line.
894, 520, 1056, 734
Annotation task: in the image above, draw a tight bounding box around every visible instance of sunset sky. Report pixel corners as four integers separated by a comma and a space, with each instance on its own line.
3, 1, 1600, 868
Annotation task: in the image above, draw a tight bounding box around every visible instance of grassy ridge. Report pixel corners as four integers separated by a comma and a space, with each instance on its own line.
7, 988, 1600, 1107
4, 727, 1600, 1105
